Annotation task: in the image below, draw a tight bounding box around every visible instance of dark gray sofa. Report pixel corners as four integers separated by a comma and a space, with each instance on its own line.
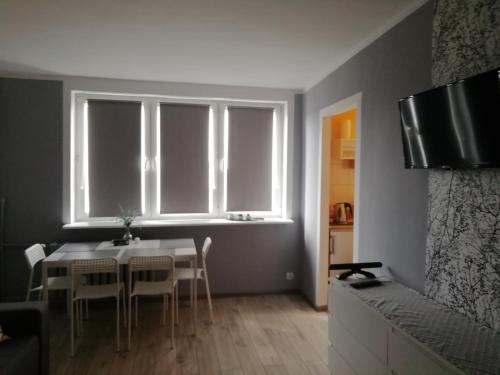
0, 302, 48, 375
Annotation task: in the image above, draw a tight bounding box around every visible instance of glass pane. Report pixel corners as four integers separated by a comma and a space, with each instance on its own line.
159, 103, 210, 214
227, 107, 273, 211
87, 100, 141, 217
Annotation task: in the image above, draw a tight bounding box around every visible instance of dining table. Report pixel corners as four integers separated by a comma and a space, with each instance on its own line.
41, 238, 199, 336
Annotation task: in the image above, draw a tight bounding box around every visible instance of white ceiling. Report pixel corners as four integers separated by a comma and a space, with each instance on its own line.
0, 0, 425, 90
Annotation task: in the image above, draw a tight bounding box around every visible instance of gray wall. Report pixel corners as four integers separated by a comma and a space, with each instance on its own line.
0, 78, 63, 299
0, 75, 303, 301
302, 2, 433, 303
426, 0, 500, 330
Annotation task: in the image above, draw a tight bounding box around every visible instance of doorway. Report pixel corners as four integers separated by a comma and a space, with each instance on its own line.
316, 93, 362, 307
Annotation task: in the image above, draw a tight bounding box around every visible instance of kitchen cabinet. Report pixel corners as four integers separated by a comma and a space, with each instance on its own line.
333, 138, 356, 160
329, 228, 353, 277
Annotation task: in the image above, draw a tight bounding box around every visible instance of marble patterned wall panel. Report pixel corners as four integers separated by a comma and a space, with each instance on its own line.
431, 0, 500, 86
426, 0, 500, 330
426, 170, 500, 329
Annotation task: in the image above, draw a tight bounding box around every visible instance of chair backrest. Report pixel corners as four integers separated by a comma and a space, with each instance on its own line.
201, 237, 212, 260
128, 255, 175, 286
24, 244, 46, 270
128, 255, 174, 272
71, 257, 120, 292
71, 257, 119, 276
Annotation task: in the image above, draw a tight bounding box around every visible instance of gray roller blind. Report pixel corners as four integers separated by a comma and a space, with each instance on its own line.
160, 103, 210, 214
227, 107, 273, 211
87, 100, 141, 217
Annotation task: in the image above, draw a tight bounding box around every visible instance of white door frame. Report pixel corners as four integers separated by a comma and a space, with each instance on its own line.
315, 92, 362, 307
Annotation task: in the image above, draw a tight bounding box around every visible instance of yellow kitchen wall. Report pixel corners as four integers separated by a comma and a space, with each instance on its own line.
331, 109, 357, 139
330, 109, 356, 205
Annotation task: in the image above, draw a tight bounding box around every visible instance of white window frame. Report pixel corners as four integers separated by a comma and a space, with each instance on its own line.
221, 101, 285, 217
154, 97, 218, 220
70, 91, 288, 224
72, 92, 148, 223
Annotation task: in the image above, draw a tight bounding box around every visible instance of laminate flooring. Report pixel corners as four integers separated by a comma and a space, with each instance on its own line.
49, 294, 329, 375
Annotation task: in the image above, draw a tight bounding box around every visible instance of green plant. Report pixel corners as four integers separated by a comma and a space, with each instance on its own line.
116, 204, 139, 227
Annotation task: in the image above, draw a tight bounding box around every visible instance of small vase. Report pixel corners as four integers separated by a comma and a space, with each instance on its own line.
123, 225, 133, 241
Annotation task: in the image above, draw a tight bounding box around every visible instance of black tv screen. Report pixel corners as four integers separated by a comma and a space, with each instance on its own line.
399, 68, 500, 169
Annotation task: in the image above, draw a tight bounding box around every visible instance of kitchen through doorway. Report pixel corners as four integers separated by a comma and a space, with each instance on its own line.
316, 93, 362, 307
327, 109, 356, 279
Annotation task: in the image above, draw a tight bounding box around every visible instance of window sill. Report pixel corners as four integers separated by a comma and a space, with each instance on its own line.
63, 217, 294, 229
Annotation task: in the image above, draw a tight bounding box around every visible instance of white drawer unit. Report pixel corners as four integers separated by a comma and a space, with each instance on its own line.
327, 280, 475, 375
388, 327, 462, 375
329, 316, 387, 375
328, 280, 388, 363
328, 345, 356, 375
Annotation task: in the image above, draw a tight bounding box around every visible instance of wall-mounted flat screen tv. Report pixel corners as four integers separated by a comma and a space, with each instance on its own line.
399, 68, 500, 169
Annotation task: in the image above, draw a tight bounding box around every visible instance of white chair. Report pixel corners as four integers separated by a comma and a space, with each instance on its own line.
70, 257, 126, 356
127, 255, 178, 351
24, 244, 71, 307
175, 237, 213, 323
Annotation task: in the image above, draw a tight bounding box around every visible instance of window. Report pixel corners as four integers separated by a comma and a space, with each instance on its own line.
70, 92, 287, 223
86, 100, 142, 217
158, 103, 211, 215
226, 106, 274, 212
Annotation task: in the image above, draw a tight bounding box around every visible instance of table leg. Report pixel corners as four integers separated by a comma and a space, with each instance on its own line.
193, 257, 197, 337
42, 261, 48, 302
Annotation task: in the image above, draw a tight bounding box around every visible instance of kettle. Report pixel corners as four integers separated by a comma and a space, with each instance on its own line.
333, 202, 353, 224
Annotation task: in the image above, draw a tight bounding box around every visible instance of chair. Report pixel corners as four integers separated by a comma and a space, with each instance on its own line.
175, 237, 213, 323
70, 257, 126, 356
24, 244, 70, 308
127, 255, 177, 351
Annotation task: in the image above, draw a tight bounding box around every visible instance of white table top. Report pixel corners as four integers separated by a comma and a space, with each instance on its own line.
44, 238, 197, 265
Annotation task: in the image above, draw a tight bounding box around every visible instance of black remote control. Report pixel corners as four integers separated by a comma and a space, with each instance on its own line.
350, 279, 382, 289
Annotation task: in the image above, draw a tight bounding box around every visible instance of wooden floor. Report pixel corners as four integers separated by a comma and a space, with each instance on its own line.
49, 294, 329, 375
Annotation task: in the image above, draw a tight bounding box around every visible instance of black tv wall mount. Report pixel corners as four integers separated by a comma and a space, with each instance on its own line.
329, 262, 382, 280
